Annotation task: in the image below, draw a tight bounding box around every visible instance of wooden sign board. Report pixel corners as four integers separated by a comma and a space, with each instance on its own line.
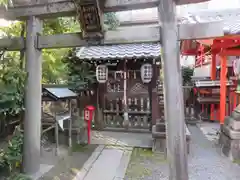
77, 0, 104, 38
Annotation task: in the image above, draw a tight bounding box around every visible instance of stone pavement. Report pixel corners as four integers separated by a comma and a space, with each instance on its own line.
74, 125, 240, 180
197, 121, 220, 142
91, 131, 152, 148
125, 125, 240, 180
73, 145, 133, 180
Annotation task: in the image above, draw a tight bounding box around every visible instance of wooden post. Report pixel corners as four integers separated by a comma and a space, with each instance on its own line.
210, 52, 216, 120
220, 55, 227, 124
211, 53, 216, 80
151, 59, 158, 125
54, 109, 59, 155
68, 100, 72, 152
123, 60, 129, 127
23, 16, 42, 174
158, 1, 188, 180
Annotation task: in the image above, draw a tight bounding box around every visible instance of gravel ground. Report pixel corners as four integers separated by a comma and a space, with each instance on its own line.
125, 125, 240, 180
39, 144, 97, 180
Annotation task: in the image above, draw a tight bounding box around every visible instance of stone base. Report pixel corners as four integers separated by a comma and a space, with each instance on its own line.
152, 124, 190, 154
219, 131, 240, 161
29, 164, 53, 180
221, 124, 240, 139
225, 116, 240, 131
219, 105, 240, 161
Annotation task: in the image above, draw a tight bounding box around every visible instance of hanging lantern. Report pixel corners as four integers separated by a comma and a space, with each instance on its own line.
140, 63, 153, 83
96, 65, 108, 83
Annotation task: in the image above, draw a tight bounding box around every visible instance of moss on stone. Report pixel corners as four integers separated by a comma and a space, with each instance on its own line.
125, 148, 167, 179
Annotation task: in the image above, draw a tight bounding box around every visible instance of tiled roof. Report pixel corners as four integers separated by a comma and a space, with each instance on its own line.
76, 43, 161, 61
223, 22, 240, 35
179, 8, 240, 35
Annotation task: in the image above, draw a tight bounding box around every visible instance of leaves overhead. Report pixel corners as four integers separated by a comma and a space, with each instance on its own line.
62, 49, 96, 92
0, 12, 119, 116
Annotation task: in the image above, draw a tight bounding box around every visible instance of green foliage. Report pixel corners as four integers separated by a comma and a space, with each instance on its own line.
0, 0, 8, 8
104, 13, 120, 30
0, 56, 26, 116
43, 17, 80, 35
42, 48, 68, 84
182, 66, 194, 85
0, 126, 23, 173
7, 173, 32, 180
0, 18, 77, 84
63, 49, 96, 91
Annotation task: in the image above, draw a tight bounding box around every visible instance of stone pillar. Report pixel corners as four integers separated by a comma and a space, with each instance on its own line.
23, 16, 42, 175
219, 104, 240, 161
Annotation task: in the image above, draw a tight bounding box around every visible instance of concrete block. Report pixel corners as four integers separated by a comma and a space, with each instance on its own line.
222, 125, 240, 140
225, 116, 240, 131
234, 104, 240, 114
231, 111, 240, 121
155, 122, 166, 132
219, 132, 240, 161
152, 137, 167, 153
152, 125, 190, 153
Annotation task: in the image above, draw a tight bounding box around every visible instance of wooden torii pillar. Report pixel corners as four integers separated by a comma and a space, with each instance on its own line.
159, 0, 211, 179
23, 16, 43, 174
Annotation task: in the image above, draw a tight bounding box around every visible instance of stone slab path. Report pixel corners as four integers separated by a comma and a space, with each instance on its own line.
74, 145, 133, 180
91, 131, 152, 148
197, 121, 220, 142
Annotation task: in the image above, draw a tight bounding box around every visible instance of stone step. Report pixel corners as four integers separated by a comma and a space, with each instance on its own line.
231, 110, 240, 121
219, 131, 240, 161
221, 125, 240, 140
225, 116, 240, 131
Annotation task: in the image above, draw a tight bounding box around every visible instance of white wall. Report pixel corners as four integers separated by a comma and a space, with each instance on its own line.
180, 56, 195, 67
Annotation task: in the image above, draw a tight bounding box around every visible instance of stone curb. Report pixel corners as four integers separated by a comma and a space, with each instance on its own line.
113, 147, 133, 179
72, 145, 105, 180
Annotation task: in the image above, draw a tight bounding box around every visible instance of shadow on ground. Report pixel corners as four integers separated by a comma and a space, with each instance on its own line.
39, 144, 97, 180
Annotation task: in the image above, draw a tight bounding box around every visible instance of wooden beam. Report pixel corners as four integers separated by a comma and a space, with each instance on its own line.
176, 0, 210, 5
0, 0, 159, 20
120, 19, 159, 27
0, 0, 211, 20
38, 33, 88, 49
0, 25, 161, 50
179, 21, 224, 40
104, 0, 159, 12
0, 1, 75, 20
0, 37, 24, 51
104, 25, 160, 44
0, 21, 226, 50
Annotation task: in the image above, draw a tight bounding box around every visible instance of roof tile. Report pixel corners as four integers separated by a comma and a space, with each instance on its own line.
76, 43, 161, 61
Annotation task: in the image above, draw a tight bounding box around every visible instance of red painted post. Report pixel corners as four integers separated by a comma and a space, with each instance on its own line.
84, 105, 95, 144
220, 55, 227, 124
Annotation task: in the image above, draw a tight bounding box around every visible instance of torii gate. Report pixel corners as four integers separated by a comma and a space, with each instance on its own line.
0, 0, 220, 179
